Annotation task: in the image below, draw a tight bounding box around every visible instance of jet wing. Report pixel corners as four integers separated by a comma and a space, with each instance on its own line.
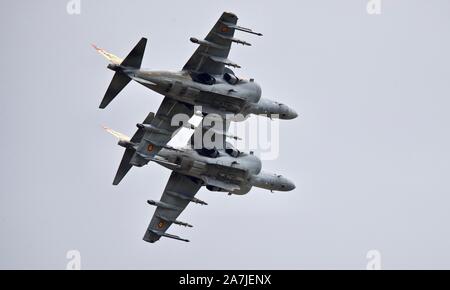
143, 171, 204, 243
132, 97, 194, 164
182, 12, 261, 75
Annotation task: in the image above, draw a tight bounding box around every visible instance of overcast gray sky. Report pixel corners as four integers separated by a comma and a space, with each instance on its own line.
1, 0, 450, 269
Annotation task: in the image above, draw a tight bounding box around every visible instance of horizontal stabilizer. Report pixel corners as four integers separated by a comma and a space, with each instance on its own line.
113, 148, 134, 185
103, 126, 134, 185
99, 71, 131, 109
98, 38, 147, 109
109, 111, 155, 185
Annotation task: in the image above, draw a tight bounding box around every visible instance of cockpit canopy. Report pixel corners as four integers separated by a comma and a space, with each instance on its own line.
224, 72, 239, 85
190, 69, 241, 86
225, 148, 240, 158
196, 147, 219, 158
191, 72, 216, 85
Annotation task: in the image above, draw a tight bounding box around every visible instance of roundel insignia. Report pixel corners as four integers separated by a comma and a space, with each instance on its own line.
147, 144, 154, 152
158, 221, 165, 229
221, 26, 229, 33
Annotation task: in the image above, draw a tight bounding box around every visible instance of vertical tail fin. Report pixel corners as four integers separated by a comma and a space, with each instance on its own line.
98, 38, 147, 109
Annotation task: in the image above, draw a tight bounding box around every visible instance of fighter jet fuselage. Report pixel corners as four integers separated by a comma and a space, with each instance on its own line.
115, 134, 295, 195
152, 147, 295, 195
108, 64, 297, 120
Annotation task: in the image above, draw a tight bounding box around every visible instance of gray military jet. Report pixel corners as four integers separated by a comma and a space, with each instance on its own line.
104, 111, 295, 243
94, 12, 297, 120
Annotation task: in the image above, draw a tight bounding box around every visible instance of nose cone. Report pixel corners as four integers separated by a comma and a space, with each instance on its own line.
280, 177, 296, 191
288, 108, 298, 119
280, 106, 298, 120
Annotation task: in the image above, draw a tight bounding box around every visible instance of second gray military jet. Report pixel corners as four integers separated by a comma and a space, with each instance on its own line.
98, 12, 297, 243
104, 112, 295, 243
94, 12, 297, 120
